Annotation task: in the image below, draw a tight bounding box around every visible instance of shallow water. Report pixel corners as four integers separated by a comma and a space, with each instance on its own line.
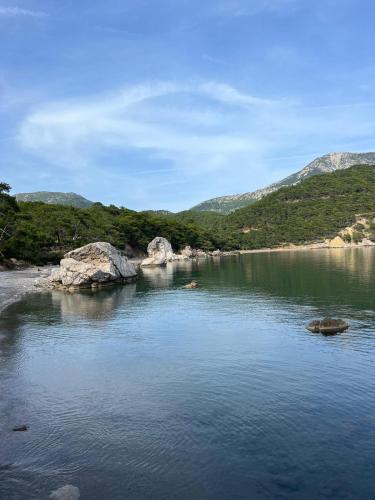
1, 248, 375, 499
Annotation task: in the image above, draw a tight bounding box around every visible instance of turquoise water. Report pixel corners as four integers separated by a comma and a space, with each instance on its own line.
1, 248, 375, 499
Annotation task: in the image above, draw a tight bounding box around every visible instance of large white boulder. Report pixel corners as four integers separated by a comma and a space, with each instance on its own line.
50, 242, 137, 288
141, 237, 174, 267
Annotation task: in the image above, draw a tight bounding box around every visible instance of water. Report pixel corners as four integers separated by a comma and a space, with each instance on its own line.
1, 248, 375, 500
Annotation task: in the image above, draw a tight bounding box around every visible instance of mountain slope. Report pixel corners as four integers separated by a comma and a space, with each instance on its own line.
192, 152, 375, 214
16, 191, 93, 208
226, 164, 375, 248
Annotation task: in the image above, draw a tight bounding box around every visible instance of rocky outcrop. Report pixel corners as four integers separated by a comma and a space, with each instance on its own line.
141, 237, 175, 267
327, 236, 346, 248
50, 242, 136, 289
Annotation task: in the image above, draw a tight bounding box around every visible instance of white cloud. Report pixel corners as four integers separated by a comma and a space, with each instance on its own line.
18, 81, 271, 172
0, 6, 47, 17
16, 79, 375, 209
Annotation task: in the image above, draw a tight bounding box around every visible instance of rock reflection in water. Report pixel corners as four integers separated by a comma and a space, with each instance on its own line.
51, 284, 137, 320
141, 259, 197, 288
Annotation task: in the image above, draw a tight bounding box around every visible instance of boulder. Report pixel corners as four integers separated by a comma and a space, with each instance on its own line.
306, 318, 349, 335
50, 242, 137, 288
211, 249, 223, 257
141, 237, 174, 267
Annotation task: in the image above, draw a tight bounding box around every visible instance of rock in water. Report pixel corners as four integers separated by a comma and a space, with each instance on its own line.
49, 484, 80, 500
306, 318, 349, 335
141, 237, 174, 267
50, 242, 137, 288
13, 425, 28, 432
184, 280, 198, 289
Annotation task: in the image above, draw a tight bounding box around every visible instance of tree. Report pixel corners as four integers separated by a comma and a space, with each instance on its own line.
0, 182, 19, 258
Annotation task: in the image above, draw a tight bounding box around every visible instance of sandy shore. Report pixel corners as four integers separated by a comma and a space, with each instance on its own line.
0, 267, 54, 315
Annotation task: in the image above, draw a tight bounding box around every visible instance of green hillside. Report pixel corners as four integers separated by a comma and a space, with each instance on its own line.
0, 200, 217, 263
191, 152, 375, 214
227, 164, 375, 248
2, 164, 375, 263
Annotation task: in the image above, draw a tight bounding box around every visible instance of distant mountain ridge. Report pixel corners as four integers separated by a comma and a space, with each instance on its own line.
16, 191, 93, 208
191, 152, 375, 214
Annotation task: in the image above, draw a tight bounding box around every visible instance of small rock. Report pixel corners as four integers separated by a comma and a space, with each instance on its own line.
13, 425, 28, 432
306, 318, 349, 335
184, 280, 198, 289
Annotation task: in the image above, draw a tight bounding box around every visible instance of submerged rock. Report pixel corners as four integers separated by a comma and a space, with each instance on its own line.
141, 237, 174, 267
306, 318, 349, 335
49, 484, 80, 500
50, 242, 137, 289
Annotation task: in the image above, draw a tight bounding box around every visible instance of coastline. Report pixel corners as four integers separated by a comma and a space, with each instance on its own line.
0, 267, 54, 315
237, 240, 375, 255
1, 242, 374, 315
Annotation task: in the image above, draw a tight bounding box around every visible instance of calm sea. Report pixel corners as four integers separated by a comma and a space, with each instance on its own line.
1, 248, 375, 499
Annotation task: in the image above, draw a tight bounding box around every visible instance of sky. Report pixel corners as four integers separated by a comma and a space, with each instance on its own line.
1, 0, 375, 211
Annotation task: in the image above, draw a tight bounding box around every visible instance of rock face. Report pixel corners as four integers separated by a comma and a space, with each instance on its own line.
306, 318, 349, 335
50, 242, 137, 288
141, 237, 175, 267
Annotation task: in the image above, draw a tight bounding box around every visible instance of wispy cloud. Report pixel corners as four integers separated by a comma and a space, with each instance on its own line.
18, 81, 272, 172
15, 79, 375, 209
0, 6, 47, 18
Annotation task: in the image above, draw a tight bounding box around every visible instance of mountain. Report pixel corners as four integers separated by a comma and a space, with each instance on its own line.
226, 164, 375, 248
16, 191, 93, 208
191, 152, 375, 214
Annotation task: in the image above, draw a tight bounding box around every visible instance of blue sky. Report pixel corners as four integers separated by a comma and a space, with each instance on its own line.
1, 0, 375, 211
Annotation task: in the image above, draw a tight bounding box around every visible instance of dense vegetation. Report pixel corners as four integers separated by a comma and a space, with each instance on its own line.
0, 200, 218, 263
227, 164, 375, 248
2, 164, 375, 263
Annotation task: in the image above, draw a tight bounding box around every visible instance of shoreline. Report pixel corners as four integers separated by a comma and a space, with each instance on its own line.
236, 241, 375, 255
1, 243, 374, 315
0, 266, 54, 315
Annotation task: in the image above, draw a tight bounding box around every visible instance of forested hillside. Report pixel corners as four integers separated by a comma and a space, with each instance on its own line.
2, 164, 375, 264
0, 198, 218, 263
227, 164, 375, 248
192, 152, 375, 213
